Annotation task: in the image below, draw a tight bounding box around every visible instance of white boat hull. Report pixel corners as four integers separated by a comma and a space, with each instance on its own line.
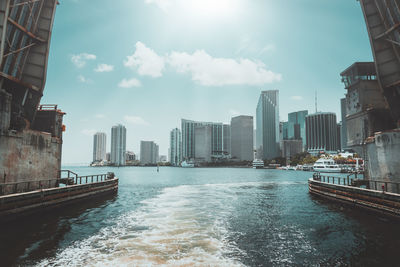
313, 168, 342, 173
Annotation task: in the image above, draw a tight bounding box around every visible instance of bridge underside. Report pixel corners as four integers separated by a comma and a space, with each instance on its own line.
360, 0, 400, 126
0, 0, 58, 128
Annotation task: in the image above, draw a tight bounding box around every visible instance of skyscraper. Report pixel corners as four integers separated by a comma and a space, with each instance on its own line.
111, 124, 126, 166
288, 110, 308, 143
181, 119, 223, 161
93, 132, 106, 163
169, 128, 182, 166
340, 98, 348, 151
231, 115, 254, 161
305, 112, 339, 155
222, 124, 231, 156
256, 90, 280, 160
194, 125, 212, 162
140, 141, 159, 165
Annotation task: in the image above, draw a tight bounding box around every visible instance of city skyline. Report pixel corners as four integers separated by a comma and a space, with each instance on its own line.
47, 0, 373, 164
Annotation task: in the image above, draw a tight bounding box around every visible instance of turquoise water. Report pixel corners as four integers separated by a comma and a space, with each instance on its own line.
1, 167, 399, 266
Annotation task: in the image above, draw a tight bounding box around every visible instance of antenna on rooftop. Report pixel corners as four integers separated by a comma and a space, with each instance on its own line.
315, 90, 318, 113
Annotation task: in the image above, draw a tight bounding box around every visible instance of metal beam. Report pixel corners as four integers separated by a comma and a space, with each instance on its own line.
0, 71, 41, 95
2, 42, 35, 58
7, 17, 45, 43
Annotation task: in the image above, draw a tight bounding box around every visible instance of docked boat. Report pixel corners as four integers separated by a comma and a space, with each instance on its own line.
252, 159, 264, 169
313, 158, 342, 173
181, 161, 195, 168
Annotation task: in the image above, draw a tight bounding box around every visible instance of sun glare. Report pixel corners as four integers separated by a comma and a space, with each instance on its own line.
181, 0, 240, 19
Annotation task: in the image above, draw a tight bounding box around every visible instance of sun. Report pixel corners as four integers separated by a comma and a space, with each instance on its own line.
181, 0, 240, 19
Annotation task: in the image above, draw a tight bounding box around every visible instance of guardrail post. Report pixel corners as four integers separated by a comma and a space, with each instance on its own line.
385, 182, 388, 192
375, 181, 377, 190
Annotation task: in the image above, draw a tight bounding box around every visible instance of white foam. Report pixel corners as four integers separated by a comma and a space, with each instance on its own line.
35, 184, 246, 267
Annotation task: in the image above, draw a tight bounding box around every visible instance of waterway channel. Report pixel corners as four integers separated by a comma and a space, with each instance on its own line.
0, 167, 399, 266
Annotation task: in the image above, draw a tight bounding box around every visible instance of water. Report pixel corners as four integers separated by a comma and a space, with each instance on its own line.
1, 167, 399, 266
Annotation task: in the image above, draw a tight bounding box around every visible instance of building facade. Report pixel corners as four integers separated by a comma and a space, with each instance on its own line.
169, 128, 182, 166
181, 119, 223, 161
281, 139, 303, 159
223, 124, 231, 156
305, 112, 339, 155
340, 98, 348, 151
231, 115, 254, 161
111, 124, 126, 166
140, 141, 159, 165
288, 110, 308, 147
126, 151, 136, 162
93, 132, 107, 163
256, 90, 280, 160
194, 125, 212, 162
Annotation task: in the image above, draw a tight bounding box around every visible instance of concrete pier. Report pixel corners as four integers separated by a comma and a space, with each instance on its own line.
0, 177, 118, 223
309, 177, 400, 220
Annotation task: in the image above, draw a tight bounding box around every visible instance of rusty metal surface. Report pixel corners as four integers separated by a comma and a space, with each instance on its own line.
0, 178, 119, 221
309, 178, 400, 219
360, 0, 400, 124
0, 0, 58, 126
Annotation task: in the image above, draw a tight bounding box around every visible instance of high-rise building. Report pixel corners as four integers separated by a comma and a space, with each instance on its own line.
181, 119, 223, 161
305, 112, 339, 155
111, 124, 126, 166
281, 140, 303, 159
231, 115, 254, 161
340, 98, 348, 151
93, 132, 106, 163
256, 90, 280, 160
126, 151, 136, 161
222, 124, 231, 156
194, 125, 212, 162
169, 128, 182, 166
140, 141, 159, 165
288, 110, 308, 144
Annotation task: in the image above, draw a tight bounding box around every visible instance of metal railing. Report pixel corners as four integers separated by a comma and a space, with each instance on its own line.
0, 171, 115, 196
312, 173, 400, 194
38, 104, 58, 110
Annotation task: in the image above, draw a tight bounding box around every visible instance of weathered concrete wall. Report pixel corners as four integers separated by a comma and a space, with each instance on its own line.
0, 89, 11, 133
366, 129, 400, 187
0, 129, 62, 191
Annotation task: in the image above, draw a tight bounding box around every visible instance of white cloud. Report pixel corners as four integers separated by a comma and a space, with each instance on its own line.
123, 42, 281, 86
124, 115, 150, 126
259, 44, 276, 54
124, 42, 165, 77
229, 109, 240, 117
81, 129, 96, 136
291, 95, 303, 101
168, 50, 282, 86
94, 63, 114, 72
77, 75, 92, 83
71, 53, 96, 68
145, 0, 172, 11
118, 78, 142, 88
95, 114, 105, 119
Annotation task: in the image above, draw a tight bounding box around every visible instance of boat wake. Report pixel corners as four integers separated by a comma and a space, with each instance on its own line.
35, 184, 247, 266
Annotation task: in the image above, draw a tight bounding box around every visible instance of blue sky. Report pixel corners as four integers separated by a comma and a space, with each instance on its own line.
42, 0, 373, 164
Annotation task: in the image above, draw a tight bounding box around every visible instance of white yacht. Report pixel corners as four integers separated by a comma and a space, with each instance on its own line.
252, 159, 264, 169
313, 158, 341, 173
181, 161, 195, 168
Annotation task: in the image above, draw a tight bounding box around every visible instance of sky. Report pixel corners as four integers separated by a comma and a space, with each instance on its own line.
42, 0, 373, 164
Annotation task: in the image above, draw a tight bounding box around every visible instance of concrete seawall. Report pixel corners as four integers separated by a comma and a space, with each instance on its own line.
0, 178, 118, 223
309, 178, 400, 220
